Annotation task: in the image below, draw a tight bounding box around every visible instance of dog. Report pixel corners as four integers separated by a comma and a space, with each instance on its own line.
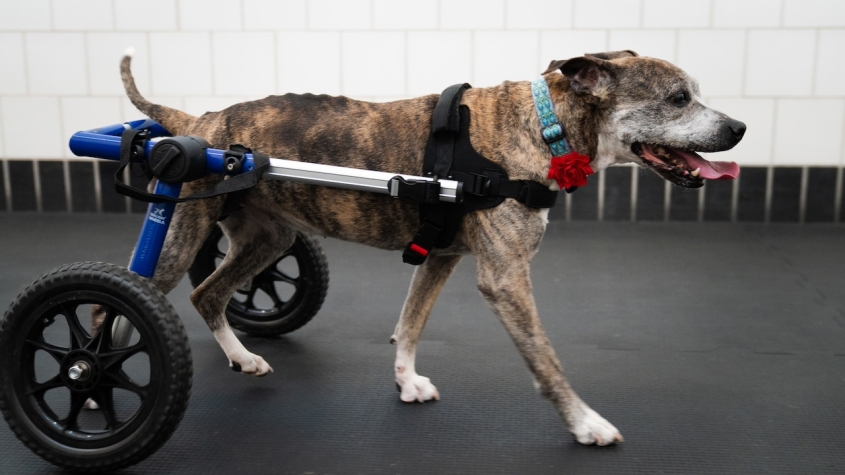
117, 49, 744, 446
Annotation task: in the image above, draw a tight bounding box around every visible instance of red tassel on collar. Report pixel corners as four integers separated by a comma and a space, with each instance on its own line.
548, 151, 594, 192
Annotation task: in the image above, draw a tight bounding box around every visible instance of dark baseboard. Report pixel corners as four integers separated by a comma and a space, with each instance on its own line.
2, 160, 843, 224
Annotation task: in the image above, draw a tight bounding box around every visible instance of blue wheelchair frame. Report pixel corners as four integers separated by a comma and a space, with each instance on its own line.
69, 119, 259, 279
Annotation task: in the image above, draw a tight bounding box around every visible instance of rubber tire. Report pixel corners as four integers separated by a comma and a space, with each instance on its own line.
188, 226, 329, 337
0, 262, 192, 472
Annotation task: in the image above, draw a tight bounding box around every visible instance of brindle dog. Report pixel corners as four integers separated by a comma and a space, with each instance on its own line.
117, 49, 744, 446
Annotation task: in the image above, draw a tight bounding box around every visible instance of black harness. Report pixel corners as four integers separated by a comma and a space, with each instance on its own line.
402, 84, 558, 265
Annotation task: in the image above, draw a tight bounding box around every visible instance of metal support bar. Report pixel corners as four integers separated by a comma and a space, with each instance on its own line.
264, 158, 462, 202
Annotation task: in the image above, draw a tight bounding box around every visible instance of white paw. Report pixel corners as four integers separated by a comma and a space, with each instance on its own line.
83, 398, 99, 410
230, 352, 274, 377
398, 374, 440, 403
570, 407, 623, 446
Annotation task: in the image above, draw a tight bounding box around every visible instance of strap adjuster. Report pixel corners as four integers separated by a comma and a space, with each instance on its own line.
541, 123, 564, 144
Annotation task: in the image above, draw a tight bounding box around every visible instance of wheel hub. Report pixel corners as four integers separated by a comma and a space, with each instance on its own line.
60, 350, 101, 392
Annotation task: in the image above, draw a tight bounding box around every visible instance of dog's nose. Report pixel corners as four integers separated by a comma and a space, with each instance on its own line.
726, 118, 746, 141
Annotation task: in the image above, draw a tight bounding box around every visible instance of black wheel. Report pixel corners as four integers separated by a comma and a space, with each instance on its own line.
0, 262, 192, 472
188, 225, 329, 337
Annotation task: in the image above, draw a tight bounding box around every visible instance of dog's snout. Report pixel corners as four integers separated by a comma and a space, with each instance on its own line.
726, 118, 746, 141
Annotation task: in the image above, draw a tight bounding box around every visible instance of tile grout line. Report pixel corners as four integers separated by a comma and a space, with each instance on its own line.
731, 172, 740, 222
764, 166, 774, 223
63, 160, 72, 213
2, 160, 11, 211
798, 166, 808, 223
32, 160, 42, 213
630, 166, 638, 222
93, 160, 102, 213
834, 166, 843, 224
597, 169, 605, 221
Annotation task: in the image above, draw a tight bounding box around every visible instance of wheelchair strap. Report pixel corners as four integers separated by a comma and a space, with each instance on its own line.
402, 84, 558, 265
114, 129, 270, 206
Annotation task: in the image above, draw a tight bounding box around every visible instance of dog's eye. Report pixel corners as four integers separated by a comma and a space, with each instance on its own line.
670, 91, 690, 107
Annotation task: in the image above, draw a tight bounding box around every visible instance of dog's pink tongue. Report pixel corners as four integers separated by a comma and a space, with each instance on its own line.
676, 149, 740, 180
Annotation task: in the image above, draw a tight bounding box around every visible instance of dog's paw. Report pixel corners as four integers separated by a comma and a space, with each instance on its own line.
230, 352, 274, 377
570, 407, 623, 446
84, 398, 99, 410
397, 374, 440, 403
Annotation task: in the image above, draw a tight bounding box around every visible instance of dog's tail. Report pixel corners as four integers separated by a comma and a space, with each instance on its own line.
120, 47, 195, 135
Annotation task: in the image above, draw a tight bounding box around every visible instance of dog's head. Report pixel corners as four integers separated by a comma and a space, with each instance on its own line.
546, 50, 744, 188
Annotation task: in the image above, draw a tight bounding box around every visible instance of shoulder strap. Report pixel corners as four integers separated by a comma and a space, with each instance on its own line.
429, 83, 471, 179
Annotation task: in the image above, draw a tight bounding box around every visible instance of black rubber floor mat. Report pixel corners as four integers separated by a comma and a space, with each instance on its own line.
1, 216, 843, 474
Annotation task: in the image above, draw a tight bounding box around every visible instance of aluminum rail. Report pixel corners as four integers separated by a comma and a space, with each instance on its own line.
69, 120, 462, 203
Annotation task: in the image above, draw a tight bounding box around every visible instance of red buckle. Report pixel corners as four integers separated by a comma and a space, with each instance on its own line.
409, 243, 429, 257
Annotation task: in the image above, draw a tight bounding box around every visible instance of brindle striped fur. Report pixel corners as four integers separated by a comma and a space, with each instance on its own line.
116, 49, 740, 446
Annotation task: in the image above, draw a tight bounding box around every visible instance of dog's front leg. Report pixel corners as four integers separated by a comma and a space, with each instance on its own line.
391, 254, 462, 402
474, 246, 623, 446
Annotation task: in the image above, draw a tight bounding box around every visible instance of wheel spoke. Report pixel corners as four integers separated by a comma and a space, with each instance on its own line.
257, 280, 283, 306
241, 284, 259, 310
102, 370, 148, 400
98, 342, 147, 370
89, 306, 117, 353
61, 391, 88, 431
25, 374, 64, 397
60, 304, 90, 350
92, 387, 119, 430
267, 269, 299, 288
25, 338, 68, 364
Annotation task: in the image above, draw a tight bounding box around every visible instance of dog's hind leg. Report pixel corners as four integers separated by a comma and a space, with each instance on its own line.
469, 207, 623, 446
190, 210, 296, 376
391, 254, 462, 402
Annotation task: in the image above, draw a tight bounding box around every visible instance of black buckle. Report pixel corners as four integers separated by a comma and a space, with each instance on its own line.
223, 149, 245, 176
389, 177, 441, 204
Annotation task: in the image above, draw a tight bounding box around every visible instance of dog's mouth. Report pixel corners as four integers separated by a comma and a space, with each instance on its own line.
631, 142, 739, 188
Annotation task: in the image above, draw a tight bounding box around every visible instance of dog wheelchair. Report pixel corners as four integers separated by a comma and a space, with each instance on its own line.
0, 119, 464, 471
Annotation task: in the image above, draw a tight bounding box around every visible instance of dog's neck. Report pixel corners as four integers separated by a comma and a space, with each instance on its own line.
544, 73, 602, 162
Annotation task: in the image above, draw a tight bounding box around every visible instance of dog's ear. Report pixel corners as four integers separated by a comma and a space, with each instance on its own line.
585, 50, 638, 60
543, 57, 614, 95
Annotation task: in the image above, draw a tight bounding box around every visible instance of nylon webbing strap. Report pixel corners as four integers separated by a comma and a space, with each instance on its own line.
114, 129, 270, 204
431, 83, 470, 179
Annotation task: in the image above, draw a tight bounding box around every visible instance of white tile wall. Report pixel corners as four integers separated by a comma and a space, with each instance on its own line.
441, 0, 505, 30
703, 98, 775, 165
26, 33, 88, 95
87, 33, 151, 96
149, 33, 213, 95
642, 0, 710, 28
575, 0, 641, 28
773, 99, 844, 165
60, 97, 122, 157
114, 0, 178, 31
309, 0, 372, 30
474, 32, 539, 87
745, 30, 816, 96
243, 0, 307, 30
506, 0, 573, 30
179, 0, 243, 31
341, 32, 405, 96
374, 0, 438, 30
408, 32, 471, 96
540, 31, 608, 63
0, 34, 27, 94
815, 30, 845, 96
52, 0, 114, 31
212, 32, 276, 96
277, 32, 341, 95
1, 97, 63, 158
712, 0, 781, 28
609, 30, 676, 61
783, 0, 845, 28
677, 30, 745, 96
1, 0, 844, 167
0, 0, 51, 31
